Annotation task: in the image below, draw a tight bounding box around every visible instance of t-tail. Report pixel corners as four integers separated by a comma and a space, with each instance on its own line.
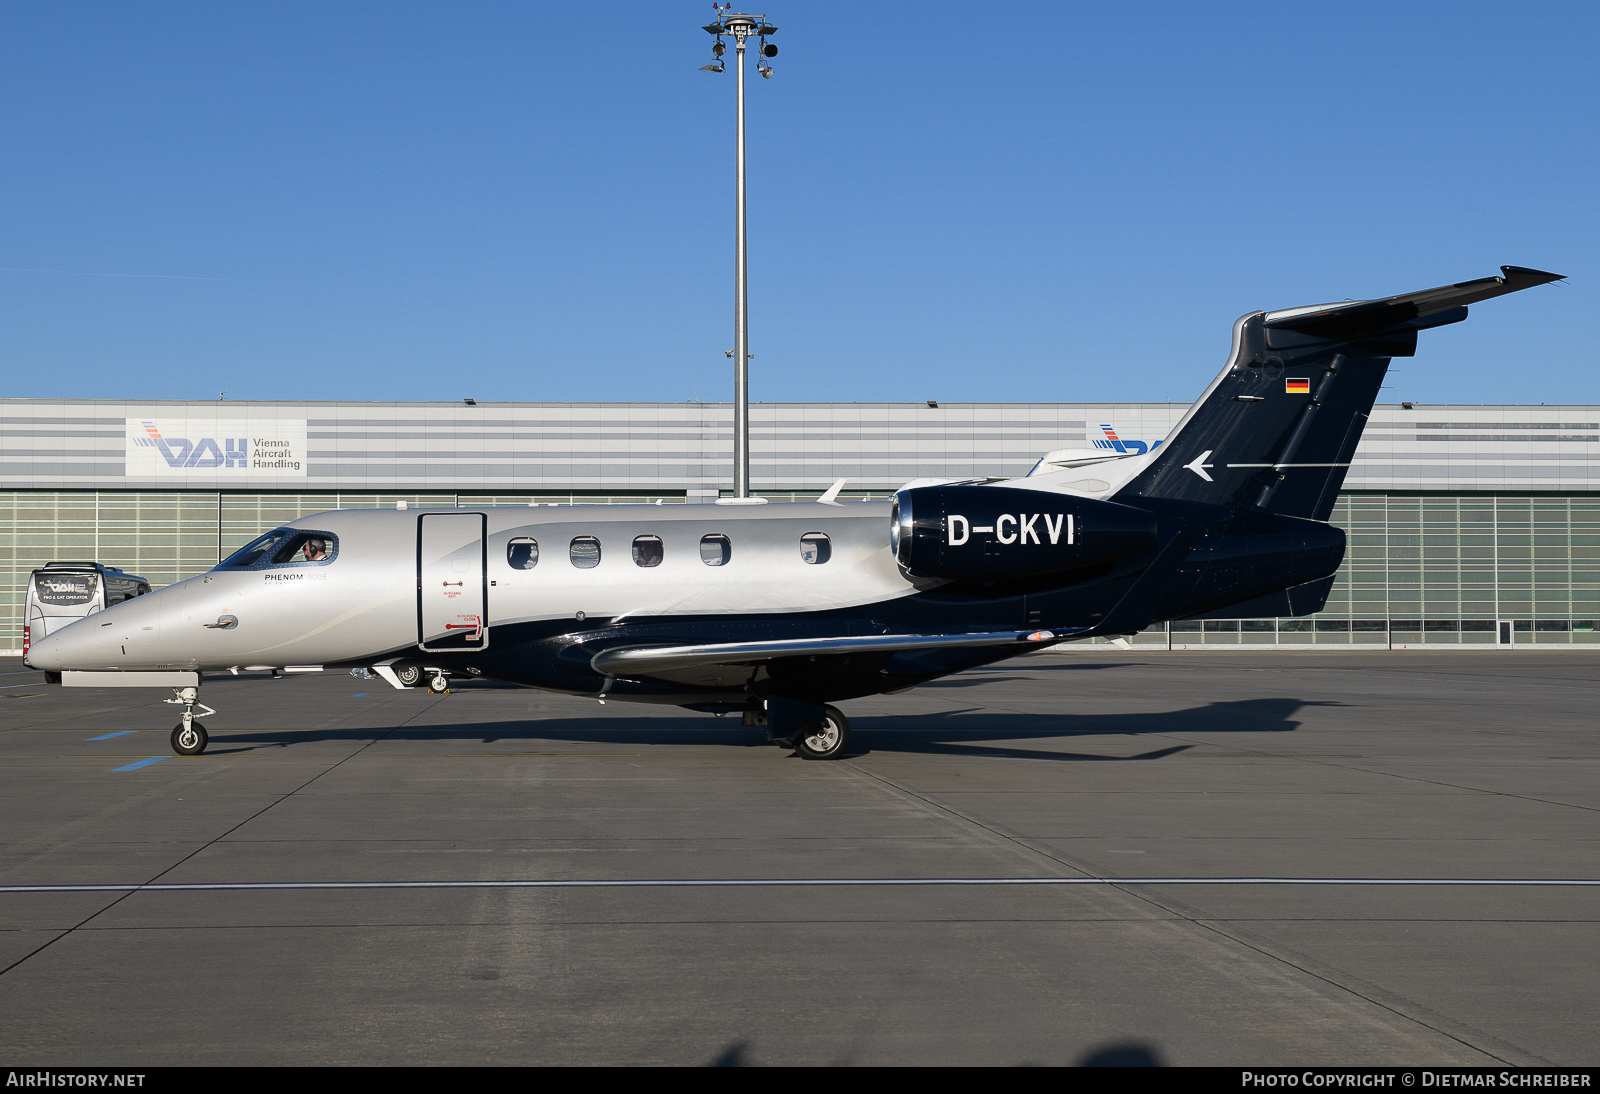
1114, 265, 1563, 521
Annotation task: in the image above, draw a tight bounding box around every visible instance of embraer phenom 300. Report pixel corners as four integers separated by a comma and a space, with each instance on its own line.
25, 266, 1562, 759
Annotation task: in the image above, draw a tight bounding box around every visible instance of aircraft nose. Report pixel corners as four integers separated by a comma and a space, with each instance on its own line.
26, 593, 167, 672
25, 621, 93, 671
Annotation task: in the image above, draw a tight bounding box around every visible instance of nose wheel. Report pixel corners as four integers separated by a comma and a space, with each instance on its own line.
164, 686, 217, 755
171, 721, 208, 755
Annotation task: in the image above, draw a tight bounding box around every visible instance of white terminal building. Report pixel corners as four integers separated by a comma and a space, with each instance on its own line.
3, 398, 1596, 651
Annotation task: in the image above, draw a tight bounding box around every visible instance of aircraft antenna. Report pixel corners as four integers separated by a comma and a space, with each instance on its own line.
700, 7, 778, 498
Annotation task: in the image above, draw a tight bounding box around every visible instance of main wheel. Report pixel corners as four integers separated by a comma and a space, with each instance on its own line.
792, 706, 850, 760
171, 721, 208, 756
395, 665, 423, 687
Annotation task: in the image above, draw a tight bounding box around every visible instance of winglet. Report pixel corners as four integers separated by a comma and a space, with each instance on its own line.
818, 479, 848, 504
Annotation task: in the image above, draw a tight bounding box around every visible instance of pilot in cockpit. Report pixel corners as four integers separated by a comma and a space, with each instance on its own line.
301, 537, 330, 562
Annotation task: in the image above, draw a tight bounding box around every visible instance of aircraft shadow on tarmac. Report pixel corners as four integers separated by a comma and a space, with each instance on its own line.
917, 661, 1136, 689
201, 695, 1327, 764
706, 1038, 1164, 1066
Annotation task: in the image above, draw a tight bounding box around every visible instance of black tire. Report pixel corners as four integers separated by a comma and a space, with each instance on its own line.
427, 674, 450, 694
792, 706, 850, 760
396, 665, 423, 687
171, 722, 208, 756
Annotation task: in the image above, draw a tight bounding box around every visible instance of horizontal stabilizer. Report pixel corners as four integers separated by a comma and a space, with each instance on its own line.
1263, 265, 1563, 341
1115, 264, 1563, 520
591, 630, 1058, 678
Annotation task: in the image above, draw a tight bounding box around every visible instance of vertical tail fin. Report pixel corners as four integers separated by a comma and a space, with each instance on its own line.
1113, 266, 1562, 521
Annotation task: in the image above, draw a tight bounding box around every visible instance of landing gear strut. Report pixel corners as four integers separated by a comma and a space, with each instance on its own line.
165, 686, 216, 756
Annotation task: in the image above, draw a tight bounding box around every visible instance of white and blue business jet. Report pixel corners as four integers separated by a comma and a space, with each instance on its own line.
26, 266, 1562, 760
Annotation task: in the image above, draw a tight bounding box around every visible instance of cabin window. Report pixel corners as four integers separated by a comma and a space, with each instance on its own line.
632, 535, 664, 568
570, 536, 601, 569
507, 537, 539, 569
800, 532, 831, 565
700, 533, 731, 567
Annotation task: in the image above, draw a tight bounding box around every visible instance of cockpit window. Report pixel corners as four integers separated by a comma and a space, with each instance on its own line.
216, 529, 338, 570
273, 533, 333, 564
219, 530, 290, 568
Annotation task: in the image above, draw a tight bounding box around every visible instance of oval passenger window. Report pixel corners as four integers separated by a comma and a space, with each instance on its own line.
700, 533, 731, 567
570, 536, 601, 569
632, 535, 664, 568
507, 537, 538, 569
800, 532, 831, 565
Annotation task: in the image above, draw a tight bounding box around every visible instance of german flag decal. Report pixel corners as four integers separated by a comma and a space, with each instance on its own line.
1286, 378, 1311, 394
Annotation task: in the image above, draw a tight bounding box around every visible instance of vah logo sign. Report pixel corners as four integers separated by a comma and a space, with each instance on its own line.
125, 419, 308, 478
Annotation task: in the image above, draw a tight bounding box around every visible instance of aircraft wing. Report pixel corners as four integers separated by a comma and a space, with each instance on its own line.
590, 629, 1061, 678
1262, 265, 1563, 341
588, 525, 1211, 683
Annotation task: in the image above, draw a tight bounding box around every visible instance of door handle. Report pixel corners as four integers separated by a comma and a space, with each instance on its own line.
442, 581, 463, 587
203, 615, 238, 630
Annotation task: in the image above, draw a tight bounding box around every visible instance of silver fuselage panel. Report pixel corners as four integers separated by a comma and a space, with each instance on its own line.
27, 502, 914, 673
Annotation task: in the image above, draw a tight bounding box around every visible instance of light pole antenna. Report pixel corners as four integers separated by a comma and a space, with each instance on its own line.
700, 8, 777, 498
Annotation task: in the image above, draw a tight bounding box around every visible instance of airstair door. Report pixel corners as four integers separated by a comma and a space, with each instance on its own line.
418, 513, 488, 652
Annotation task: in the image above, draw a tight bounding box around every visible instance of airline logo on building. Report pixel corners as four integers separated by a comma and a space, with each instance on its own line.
125, 418, 308, 478
1092, 424, 1161, 457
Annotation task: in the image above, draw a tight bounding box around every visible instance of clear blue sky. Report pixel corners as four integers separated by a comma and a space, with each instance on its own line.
0, 1, 1593, 407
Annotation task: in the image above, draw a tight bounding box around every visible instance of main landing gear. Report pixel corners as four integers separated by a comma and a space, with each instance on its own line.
165, 686, 216, 756
746, 701, 852, 760
793, 706, 851, 761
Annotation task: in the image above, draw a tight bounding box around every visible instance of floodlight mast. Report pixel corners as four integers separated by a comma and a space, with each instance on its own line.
701, 9, 777, 498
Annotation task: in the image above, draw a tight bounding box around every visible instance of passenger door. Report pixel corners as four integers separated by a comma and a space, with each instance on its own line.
418, 513, 489, 652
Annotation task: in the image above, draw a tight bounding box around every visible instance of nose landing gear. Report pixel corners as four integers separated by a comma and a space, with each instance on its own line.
165, 686, 216, 755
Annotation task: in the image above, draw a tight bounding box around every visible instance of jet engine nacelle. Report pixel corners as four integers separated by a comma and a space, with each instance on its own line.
891, 484, 1159, 581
